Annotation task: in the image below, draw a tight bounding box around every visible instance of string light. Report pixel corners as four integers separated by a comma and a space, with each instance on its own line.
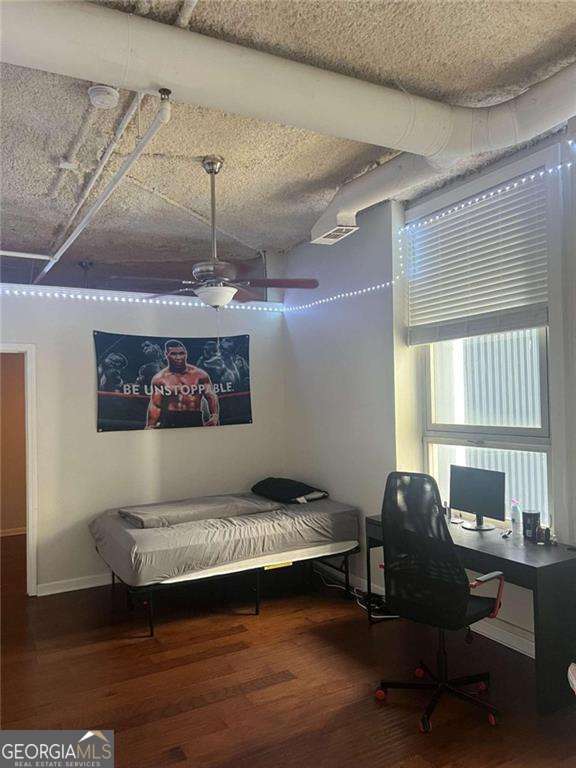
400, 151, 575, 234
1, 280, 406, 315
284, 276, 402, 312
0, 286, 283, 313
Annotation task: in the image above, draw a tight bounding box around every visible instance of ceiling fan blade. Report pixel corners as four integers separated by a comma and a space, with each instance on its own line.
109, 275, 195, 284
239, 278, 319, 289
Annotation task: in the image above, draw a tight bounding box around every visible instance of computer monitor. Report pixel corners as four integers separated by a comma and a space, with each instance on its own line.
449, 465, 506, 531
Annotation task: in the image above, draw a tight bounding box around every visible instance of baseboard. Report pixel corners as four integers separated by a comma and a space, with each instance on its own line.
314, 562, 535, 658
0, 527, 26, 537
37, 572, 110, 596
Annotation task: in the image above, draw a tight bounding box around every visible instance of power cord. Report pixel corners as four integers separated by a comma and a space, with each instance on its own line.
313, 569, 399, 620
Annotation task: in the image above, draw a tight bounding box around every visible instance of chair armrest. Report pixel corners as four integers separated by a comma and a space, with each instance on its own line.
470, 571, 503, 585
470, 571, 504, 618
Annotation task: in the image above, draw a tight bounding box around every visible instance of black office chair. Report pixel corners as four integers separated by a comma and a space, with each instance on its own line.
375, 471, 504, 732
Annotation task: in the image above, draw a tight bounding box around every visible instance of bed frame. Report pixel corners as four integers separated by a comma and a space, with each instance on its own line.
111, 545, 360, 637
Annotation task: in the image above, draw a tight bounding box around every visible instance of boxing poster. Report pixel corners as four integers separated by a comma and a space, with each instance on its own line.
94, 331, 252, 432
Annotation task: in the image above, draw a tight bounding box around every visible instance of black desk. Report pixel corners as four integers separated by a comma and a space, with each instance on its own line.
365, 515, 576, 714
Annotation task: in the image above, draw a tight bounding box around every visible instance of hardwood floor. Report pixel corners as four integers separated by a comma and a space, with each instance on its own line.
2, 534, 575, 768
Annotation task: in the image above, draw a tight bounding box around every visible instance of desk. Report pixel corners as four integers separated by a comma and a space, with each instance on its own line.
365, 515, 576, 714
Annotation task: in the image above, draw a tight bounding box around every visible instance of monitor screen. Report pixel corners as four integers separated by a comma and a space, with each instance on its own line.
449, 465, 506, 522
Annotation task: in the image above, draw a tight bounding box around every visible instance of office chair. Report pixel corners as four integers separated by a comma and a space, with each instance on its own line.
375, 471, 504, 732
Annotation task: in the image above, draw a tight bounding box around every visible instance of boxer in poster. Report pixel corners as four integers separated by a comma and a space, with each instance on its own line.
146, 339, 219, 429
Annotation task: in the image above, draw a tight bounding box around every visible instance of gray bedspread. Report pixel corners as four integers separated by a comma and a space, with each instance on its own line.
119, 493, 282, 528
89, 496, 359, 587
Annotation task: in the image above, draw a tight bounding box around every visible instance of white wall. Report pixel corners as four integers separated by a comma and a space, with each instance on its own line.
0, 295, 286, 592
283, 202, 397, 582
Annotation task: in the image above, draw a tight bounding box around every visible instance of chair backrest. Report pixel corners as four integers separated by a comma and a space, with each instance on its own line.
381, 471, 470, 628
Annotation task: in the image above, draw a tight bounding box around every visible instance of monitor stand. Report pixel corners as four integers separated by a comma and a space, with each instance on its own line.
462, 514, 495, 532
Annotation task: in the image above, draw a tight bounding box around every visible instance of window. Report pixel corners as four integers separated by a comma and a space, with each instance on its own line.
425, 328, 550, 525
403, 162, 555, 529
405, 169, 549, 346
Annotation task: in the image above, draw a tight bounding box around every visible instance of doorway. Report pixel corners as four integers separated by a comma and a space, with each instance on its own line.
0, 345, 37, 596
1, 353, 27, 596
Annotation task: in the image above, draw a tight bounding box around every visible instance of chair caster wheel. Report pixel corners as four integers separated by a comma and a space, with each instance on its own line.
414, 667, 425, 679
488, 712, 498, 726
477, 681, 489, 693
375, 688, 388, 702
419, 715, 432, 733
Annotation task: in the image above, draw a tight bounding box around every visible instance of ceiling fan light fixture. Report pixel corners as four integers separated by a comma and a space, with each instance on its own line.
194, 285, 237, 308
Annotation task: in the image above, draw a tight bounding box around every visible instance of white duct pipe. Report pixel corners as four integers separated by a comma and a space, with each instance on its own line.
310, 155, 440, 243
2, 2, 575, 164
34, 93, 171, 283
52, 92, 144, 250
0, 250, 51, 261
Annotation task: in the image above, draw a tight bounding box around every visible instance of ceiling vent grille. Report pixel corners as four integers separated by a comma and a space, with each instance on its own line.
311, 225, 359, 245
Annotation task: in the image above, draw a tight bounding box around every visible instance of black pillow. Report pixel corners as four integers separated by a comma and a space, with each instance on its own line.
251, 477, 329, 504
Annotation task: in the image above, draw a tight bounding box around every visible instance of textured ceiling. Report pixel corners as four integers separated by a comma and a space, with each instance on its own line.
2, 0, 576, 289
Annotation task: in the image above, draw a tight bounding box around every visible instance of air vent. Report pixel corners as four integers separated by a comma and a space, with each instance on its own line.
311, 225, 359, 246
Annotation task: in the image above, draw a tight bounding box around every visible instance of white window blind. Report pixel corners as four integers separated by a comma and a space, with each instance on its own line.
405, 170, 549, 346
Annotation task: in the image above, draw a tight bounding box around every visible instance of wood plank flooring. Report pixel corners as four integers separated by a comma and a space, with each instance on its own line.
2, 535, 575, 768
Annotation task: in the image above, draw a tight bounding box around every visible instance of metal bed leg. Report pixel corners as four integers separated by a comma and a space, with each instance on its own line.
307, 559, 315, 591
344, 553, 351, 597
255, 569, 261, 615
143, 593, 154, 637
111, 571, 116, 598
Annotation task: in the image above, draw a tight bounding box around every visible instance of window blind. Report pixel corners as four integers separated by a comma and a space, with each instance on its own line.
405, 170, 549, 346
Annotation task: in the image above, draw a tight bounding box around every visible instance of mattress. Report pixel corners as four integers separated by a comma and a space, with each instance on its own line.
89, 495, 360, 587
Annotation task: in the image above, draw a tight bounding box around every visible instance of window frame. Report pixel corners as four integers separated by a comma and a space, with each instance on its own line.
423, 326, 551, 442
423, 328, 552, 526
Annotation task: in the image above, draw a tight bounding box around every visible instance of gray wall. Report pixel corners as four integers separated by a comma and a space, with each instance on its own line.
283, 202, 397, 582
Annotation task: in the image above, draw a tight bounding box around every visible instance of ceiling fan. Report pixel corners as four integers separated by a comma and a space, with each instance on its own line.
110, 156, 319, 308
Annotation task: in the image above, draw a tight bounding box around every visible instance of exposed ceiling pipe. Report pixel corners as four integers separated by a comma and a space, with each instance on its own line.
34, 90, 172, 284
51, 92, 144, 251
175, 0, 199, 29
311, 155, 440, 244
0, 250, 51, 261
51, 103, 98, 196
2, 2, 575, 165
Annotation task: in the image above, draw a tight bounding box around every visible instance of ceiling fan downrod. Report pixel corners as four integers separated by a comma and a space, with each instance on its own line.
202, 155, 224, 264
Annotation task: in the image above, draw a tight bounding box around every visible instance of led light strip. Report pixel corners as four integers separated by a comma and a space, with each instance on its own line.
401, 147, 575, 234
284, 276, 401, 312
0, 286, 283, 313
1, 281, 406, 314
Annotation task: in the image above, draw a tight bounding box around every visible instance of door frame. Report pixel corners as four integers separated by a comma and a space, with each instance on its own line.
0, 343, 38, 595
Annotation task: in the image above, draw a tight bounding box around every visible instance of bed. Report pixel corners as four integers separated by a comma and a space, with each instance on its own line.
89, 492, 360, 634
